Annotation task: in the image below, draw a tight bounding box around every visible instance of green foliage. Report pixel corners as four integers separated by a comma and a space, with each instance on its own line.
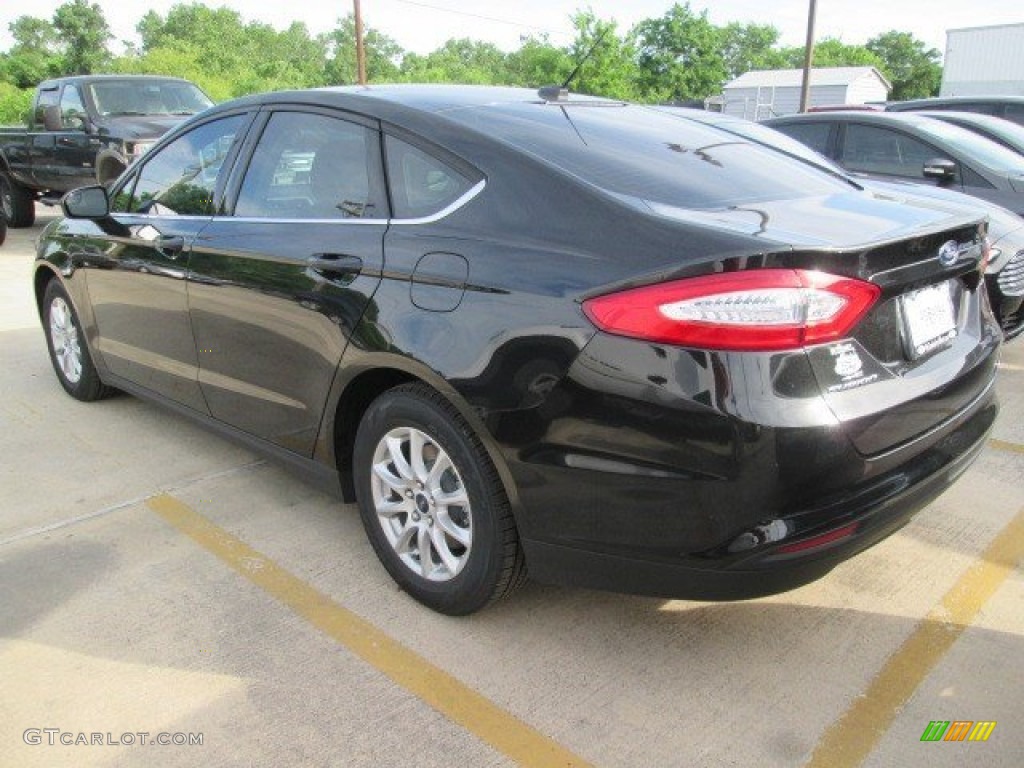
0, 0, 943, 111
52, 0, 111, 74
0, 81, 34, 125
505, 36, 573, 89
2, 17, 62, 87
867, 31, 942, 100
399, 38, 510, 85
634, 3, 727, 102
564, 11, 639, 99
776, 38, 886, 70
325, 14, 402, 85
719, 22, 786, 78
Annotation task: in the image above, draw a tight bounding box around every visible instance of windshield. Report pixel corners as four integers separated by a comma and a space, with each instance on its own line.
930, 114, 1024, 154
449, 103, 851, 210
88, 81, 214, 117
914, 118, 1024, 173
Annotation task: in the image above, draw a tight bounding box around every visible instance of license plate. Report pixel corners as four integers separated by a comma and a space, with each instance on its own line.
901, 281, 957, 358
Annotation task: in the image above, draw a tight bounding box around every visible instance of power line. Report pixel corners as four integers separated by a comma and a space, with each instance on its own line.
380, 0, 574, 39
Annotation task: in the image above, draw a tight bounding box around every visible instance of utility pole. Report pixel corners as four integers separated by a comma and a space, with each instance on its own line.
799, 0, 817, 112
354, 0, 367, 85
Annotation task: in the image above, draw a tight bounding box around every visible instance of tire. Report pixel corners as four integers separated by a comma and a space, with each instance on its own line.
353, 383, 526, 615
0, 171, 36, 228
42, 280, 111, 401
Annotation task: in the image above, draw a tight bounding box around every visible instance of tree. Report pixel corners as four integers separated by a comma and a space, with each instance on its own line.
564, 11, 639, 99
52, 0, 111, 74
505, 36, 573, 89
325, 14, 403, 84
633, 3, 727, 102
2, 17, 62, 87
719, 22, 785, 80
777, 38, 885, 70
399, 38, 507, 85
866, 31, 941, 100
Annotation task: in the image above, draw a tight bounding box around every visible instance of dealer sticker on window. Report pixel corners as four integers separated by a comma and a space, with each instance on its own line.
901, 280, 957, 359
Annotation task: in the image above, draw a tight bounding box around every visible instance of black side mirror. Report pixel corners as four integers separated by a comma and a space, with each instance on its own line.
42, 105, 63, 132
922, 158, 957, 181
62, 186, 110, 219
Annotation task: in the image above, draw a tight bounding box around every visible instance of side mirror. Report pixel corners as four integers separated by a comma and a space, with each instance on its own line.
42, 105, 63, 132
62, 186, 110, 219
67, 113, 88, 132
922, 158, 957, 181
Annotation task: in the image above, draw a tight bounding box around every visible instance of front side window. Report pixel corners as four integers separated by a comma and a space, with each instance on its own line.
839, 124, 942, 179
60, 85, 86, 128
385, 136, 475, 219
117, 114, 246, 216
235, 111, 381, 219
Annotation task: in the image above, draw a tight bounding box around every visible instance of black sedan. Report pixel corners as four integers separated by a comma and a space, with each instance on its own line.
764, 111, 1024, 215
35, 86, 1000, 613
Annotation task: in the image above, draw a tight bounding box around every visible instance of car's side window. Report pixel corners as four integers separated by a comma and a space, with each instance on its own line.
59, 85, 86, 129
840, 124, 945, 179
385, 135, 475, 219
123, 115, 246, 216
235, 111, 381, 219
776, 122, 831, 156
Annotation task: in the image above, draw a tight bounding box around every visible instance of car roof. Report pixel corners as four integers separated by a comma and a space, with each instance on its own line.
38, 75, 198, 88
765, 111, 937, 126
915, 110, 1010, 126
888, 96, 1024, 110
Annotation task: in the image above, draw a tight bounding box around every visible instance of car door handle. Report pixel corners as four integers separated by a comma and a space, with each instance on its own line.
155, 235, 186, 259
309, 254, 363, 281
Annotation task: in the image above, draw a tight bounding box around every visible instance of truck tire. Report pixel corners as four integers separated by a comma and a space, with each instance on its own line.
0, 172, 35, 228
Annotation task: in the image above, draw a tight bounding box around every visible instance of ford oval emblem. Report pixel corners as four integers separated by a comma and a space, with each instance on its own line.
938, 240, 960, 267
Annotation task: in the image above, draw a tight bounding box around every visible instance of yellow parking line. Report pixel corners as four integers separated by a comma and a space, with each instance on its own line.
989, 438, 1024, 455
146, 493, 592, 768
804, 506, 1024, 768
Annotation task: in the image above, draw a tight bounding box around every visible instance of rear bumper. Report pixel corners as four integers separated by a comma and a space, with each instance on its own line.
518, 378, 997, 601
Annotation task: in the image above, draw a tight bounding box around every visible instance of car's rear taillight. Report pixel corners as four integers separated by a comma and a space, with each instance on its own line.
582, 269, 880, 351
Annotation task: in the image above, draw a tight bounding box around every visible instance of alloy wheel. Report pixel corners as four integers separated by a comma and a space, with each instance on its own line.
369, 426, 473, 581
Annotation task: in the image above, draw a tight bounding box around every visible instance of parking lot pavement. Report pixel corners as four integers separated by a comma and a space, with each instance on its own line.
2, 205, 1022, 767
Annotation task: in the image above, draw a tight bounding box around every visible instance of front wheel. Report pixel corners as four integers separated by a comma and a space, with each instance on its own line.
353, 384, 525, 614
0, 172, 36, 228
42, 280, 111, 401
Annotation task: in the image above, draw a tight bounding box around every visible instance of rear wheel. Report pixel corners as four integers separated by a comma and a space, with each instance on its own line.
353, 384, 525, 614
43, 280, 111, 401
0, 172, 36, 228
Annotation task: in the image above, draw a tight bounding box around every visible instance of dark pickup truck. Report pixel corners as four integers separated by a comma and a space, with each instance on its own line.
0, 74, 212, 227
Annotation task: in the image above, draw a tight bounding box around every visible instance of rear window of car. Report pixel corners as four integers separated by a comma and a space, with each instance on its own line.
449, 103, 850, 210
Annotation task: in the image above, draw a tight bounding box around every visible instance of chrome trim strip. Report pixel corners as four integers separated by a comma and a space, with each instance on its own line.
116, 179, 486, 227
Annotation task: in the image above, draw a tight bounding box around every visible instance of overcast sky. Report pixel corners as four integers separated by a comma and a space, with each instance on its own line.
1, 0, 1021, 60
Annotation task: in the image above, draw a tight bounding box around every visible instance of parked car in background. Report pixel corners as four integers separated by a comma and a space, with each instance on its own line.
0, 75, 212, 227
660, 107, 1024, 338
887, 96, 1024, 128
763, 111, 1024, 216
0, 209, 6, 246
913, 111, 1024, 157
35, 85, 1000, 614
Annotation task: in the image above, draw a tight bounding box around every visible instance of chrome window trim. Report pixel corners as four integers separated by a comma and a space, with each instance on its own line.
116, 178, 487, 226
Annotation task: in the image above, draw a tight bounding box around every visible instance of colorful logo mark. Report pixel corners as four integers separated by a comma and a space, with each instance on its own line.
920, 721, 996, 742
